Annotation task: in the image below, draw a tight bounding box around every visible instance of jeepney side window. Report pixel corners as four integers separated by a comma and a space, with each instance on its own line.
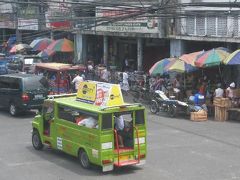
135, 110, 145, 125
58, 105, 99, 129
101, 113, 112, 130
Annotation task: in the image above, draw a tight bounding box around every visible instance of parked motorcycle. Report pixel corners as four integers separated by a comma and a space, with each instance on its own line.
150, 90, 197, 117
132, 86, 152, 104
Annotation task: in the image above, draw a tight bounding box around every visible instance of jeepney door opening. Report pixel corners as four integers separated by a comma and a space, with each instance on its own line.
42, 101, 54, 136
113, 112, 134, 149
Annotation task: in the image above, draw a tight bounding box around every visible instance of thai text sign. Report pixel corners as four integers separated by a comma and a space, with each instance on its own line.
96, 7, 159, 34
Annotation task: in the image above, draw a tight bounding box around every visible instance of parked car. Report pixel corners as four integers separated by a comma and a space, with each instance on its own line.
0, 73, 48, 116
0, 59, 9, 75
7, 54, 43, 73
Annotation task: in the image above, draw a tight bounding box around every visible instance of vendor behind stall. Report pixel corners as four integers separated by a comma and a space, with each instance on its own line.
214, 83, 224, 98
226, 82, 235, 100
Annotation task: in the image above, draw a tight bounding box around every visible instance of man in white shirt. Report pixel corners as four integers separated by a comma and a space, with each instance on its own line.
72, 73, 83, 92
101, 68, 109, 82
214, 83, 224, 98
226, 82, 235, 99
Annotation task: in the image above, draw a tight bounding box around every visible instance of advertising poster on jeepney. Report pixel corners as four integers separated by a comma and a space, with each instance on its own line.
77, 82, 97, 104
77, 81, 124, 106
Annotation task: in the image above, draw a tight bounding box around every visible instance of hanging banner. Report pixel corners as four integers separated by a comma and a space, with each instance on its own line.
77, 81, 124, 107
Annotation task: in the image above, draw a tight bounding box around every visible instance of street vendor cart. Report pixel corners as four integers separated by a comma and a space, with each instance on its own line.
35, 63, 86, 94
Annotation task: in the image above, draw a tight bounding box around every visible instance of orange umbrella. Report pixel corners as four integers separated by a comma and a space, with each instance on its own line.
179, 51, 204, 66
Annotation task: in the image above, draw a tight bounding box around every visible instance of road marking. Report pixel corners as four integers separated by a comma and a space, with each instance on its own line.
7, 160, 46, 167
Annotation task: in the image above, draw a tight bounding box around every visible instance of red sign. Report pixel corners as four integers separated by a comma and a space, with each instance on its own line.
49, 21, 71, 29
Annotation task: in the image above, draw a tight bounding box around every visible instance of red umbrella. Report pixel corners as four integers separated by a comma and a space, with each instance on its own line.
37, 49, 55, 59
30, 38, 53, 51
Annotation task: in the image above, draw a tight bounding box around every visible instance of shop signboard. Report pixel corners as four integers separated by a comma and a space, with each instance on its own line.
0, 14, 15, 29
18, 18, 38, 30
45, 0, 72, 29
96, 7, 159, 34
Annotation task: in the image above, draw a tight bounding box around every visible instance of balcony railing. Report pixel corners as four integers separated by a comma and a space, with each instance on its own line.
175, 15, 240, 38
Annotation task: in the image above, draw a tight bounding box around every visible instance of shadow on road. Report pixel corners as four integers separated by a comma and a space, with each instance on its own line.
0, 108, 37, 118
25, 145, 142, 176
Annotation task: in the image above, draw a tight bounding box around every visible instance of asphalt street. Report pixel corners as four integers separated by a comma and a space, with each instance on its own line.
1, 104, 240, 180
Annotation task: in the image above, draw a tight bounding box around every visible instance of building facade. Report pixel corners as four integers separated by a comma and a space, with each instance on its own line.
74, 0, 240, 72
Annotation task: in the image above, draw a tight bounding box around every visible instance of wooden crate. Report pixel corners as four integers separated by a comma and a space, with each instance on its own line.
190, 110, 208, 122
213, 98, 231, 108
214, 106, 228, 121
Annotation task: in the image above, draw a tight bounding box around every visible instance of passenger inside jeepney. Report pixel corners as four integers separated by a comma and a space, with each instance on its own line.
74, 112, 98, 129
114, 113, 133, 148
43, 103, 54, 136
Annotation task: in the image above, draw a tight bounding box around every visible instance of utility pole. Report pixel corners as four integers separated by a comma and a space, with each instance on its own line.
14, 2, 21, 43
39, 0, 46, 31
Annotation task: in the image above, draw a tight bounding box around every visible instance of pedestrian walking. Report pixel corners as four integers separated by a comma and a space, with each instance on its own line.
72, 72, 84, 92
120, 71, 130, 95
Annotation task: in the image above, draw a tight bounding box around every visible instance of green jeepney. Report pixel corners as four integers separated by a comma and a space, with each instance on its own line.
32, 81, 147, 172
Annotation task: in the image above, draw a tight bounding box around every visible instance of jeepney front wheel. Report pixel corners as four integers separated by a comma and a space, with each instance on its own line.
32, 129, 43, 150
78, 149, 90, 169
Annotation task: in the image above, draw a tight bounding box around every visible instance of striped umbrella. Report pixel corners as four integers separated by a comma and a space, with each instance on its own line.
9, 43, 32, 53
223, 49, 240, 65
165, 58, 197, 73
149, 58, 173, 75
46, 38, 74, 52
37, 49, 55, 59
179, 50, 204, 66
30, 38, 53, 51
195, 49, 229, 68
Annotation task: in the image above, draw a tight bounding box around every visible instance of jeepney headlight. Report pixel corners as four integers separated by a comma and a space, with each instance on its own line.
102, 142, 113, 150
135, 137, 145, 144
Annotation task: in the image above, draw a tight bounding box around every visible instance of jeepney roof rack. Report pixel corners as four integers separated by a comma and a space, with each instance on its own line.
100, 103, 143, 111
48, 93, 77, 100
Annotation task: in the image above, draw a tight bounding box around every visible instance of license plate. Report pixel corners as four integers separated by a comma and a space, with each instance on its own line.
34, 94, 43, 99
119, 155, 130, 161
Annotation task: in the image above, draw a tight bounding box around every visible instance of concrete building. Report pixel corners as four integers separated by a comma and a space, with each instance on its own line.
74, 0, 240, 72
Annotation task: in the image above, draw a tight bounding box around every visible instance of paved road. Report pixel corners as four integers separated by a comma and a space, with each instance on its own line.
1, 107, 240, 180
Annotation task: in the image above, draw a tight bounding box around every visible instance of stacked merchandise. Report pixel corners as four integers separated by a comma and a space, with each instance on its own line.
213, 98, 231, 121
190, 110, 208, 122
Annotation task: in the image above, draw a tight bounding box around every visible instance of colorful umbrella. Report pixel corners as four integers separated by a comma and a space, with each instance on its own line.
165, 58, 197, 73
46, 38, 74, 52
9, 43, 32, 53
195, 49, 229, 68
30, 38, 53, 51
149, 58, 173, 75
223, 49, 240, 65
37, 49, 55, 59
179, 50, 204, 66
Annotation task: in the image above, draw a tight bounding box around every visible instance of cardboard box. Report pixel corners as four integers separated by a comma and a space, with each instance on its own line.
233, 89, 240, 98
